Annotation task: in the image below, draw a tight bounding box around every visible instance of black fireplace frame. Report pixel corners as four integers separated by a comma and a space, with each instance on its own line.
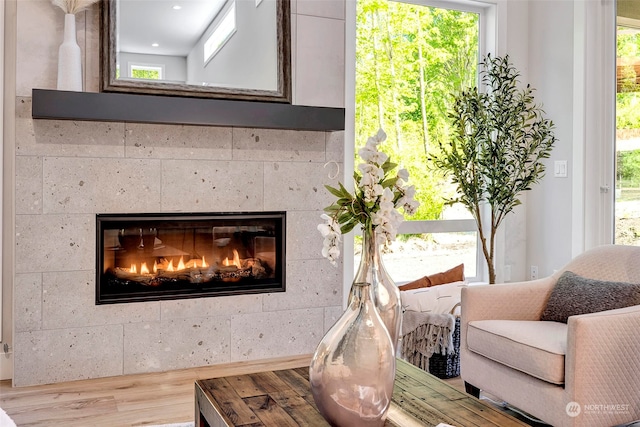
96, 211, 286, 304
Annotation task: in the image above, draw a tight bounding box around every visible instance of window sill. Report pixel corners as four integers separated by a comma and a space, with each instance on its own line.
31, 89, 345, 131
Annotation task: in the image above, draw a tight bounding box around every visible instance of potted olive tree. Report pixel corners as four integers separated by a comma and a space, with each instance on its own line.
433, 54, 556, 284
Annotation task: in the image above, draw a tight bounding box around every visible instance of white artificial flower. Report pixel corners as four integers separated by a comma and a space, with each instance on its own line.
363, 183, 384, 203
317, 223, 337, 238
321, 242, 340, 266
358, 165, 385, 190
404, 185, 416, 198
320, 213, 341, 234
318, 129, 418, 264
318, 214, 342, 266
364, 128, 387, 148
395, 185, 419, 215
358, 163, 384, 182
390, 209, 404, 225
371, 210, 388, 227
363, 186, 376, 203
376, 220, 399, 245
403, 199, 420, 215
359, 147, 389, 166
365, 136, 380, 150
359, 173, 375, 188
374, 128, 387, 143
380, 187, 395, 204
378, 200, 395, 217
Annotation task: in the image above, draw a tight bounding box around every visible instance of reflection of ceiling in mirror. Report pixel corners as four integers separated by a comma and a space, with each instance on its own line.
118, 0, 226, 56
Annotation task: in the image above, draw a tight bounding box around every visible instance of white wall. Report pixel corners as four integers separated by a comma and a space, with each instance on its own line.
523, 0, 616, 278
186, 0, 278, 90
525, 0, 577, 277
496, 0, 529, 283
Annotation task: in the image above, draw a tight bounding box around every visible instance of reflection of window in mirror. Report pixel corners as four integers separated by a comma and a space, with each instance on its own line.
130, 64, 164, 80
204, 1, 237, 65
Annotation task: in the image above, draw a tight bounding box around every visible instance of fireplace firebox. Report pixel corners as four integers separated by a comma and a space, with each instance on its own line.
96, 212, 285, 304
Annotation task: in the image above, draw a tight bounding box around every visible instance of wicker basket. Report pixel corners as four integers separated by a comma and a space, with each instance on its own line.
427, 316, 460, 379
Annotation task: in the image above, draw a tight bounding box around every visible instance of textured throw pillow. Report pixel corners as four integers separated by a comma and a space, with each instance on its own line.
540, 271, 640, 323
398, 276, 430, 291
398, 263, 465, 291
427, 263, 465, 287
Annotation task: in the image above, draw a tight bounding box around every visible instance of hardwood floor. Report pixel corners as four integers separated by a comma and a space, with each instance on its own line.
0, 355, 313, 427
0, 355, 476, 427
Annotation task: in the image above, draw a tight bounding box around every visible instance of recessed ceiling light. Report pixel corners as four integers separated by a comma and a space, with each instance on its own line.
151, 43, 159, 47
172, 5, 182, 10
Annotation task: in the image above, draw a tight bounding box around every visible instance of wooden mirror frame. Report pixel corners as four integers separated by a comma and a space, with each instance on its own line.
100, 0, 291, 102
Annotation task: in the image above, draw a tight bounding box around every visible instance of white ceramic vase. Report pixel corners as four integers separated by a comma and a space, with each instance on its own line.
57, 14, 82, 91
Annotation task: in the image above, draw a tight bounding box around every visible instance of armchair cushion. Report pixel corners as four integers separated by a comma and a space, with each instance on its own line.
540, 271, 640, 323
467, 320, 567, 385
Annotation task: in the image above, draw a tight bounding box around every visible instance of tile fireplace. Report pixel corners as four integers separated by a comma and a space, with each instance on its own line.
96, 212, 286, 304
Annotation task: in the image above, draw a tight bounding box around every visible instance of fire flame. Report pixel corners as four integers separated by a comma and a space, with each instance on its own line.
140, 262, 150, 275
128, 256, 209, 275
223, 250, 241, 268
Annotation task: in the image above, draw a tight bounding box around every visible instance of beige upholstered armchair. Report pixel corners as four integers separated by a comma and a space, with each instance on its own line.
461, 245, 640, 427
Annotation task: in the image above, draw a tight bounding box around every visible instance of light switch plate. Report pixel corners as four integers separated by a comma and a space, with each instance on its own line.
554, 160, 568, 178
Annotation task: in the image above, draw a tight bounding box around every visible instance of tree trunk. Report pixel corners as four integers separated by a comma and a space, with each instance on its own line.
488, 210, 498, 284
474, 201, 495, 284
372, 11, 384, 130
385, 11, 402, 150
416, 11, 429, 154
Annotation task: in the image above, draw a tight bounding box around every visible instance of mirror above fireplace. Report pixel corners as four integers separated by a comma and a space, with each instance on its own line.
100, 0, 291, 102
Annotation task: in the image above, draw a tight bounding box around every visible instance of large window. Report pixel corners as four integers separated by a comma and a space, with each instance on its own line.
355, 0, 492, 282
615, 19, 640, 246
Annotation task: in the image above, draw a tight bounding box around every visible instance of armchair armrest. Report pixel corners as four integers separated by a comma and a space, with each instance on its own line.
461, 277, 556, 323
565, 304, 640, 413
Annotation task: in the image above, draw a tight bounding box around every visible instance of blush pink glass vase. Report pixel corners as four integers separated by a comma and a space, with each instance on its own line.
309, 281, 396, 427
352, 228, 402, 352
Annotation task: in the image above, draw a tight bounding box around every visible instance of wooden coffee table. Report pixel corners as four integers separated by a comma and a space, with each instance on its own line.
195, 358, 529, 426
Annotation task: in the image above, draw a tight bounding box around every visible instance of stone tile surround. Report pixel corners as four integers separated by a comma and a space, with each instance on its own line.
13, 100, 346, 386
12, 0, 347, 386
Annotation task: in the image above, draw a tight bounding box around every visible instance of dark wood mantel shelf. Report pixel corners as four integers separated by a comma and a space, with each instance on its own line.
31, 89, 345, 131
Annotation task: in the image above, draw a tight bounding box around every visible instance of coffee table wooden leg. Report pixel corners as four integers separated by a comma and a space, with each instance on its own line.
195, 382, 213, 427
